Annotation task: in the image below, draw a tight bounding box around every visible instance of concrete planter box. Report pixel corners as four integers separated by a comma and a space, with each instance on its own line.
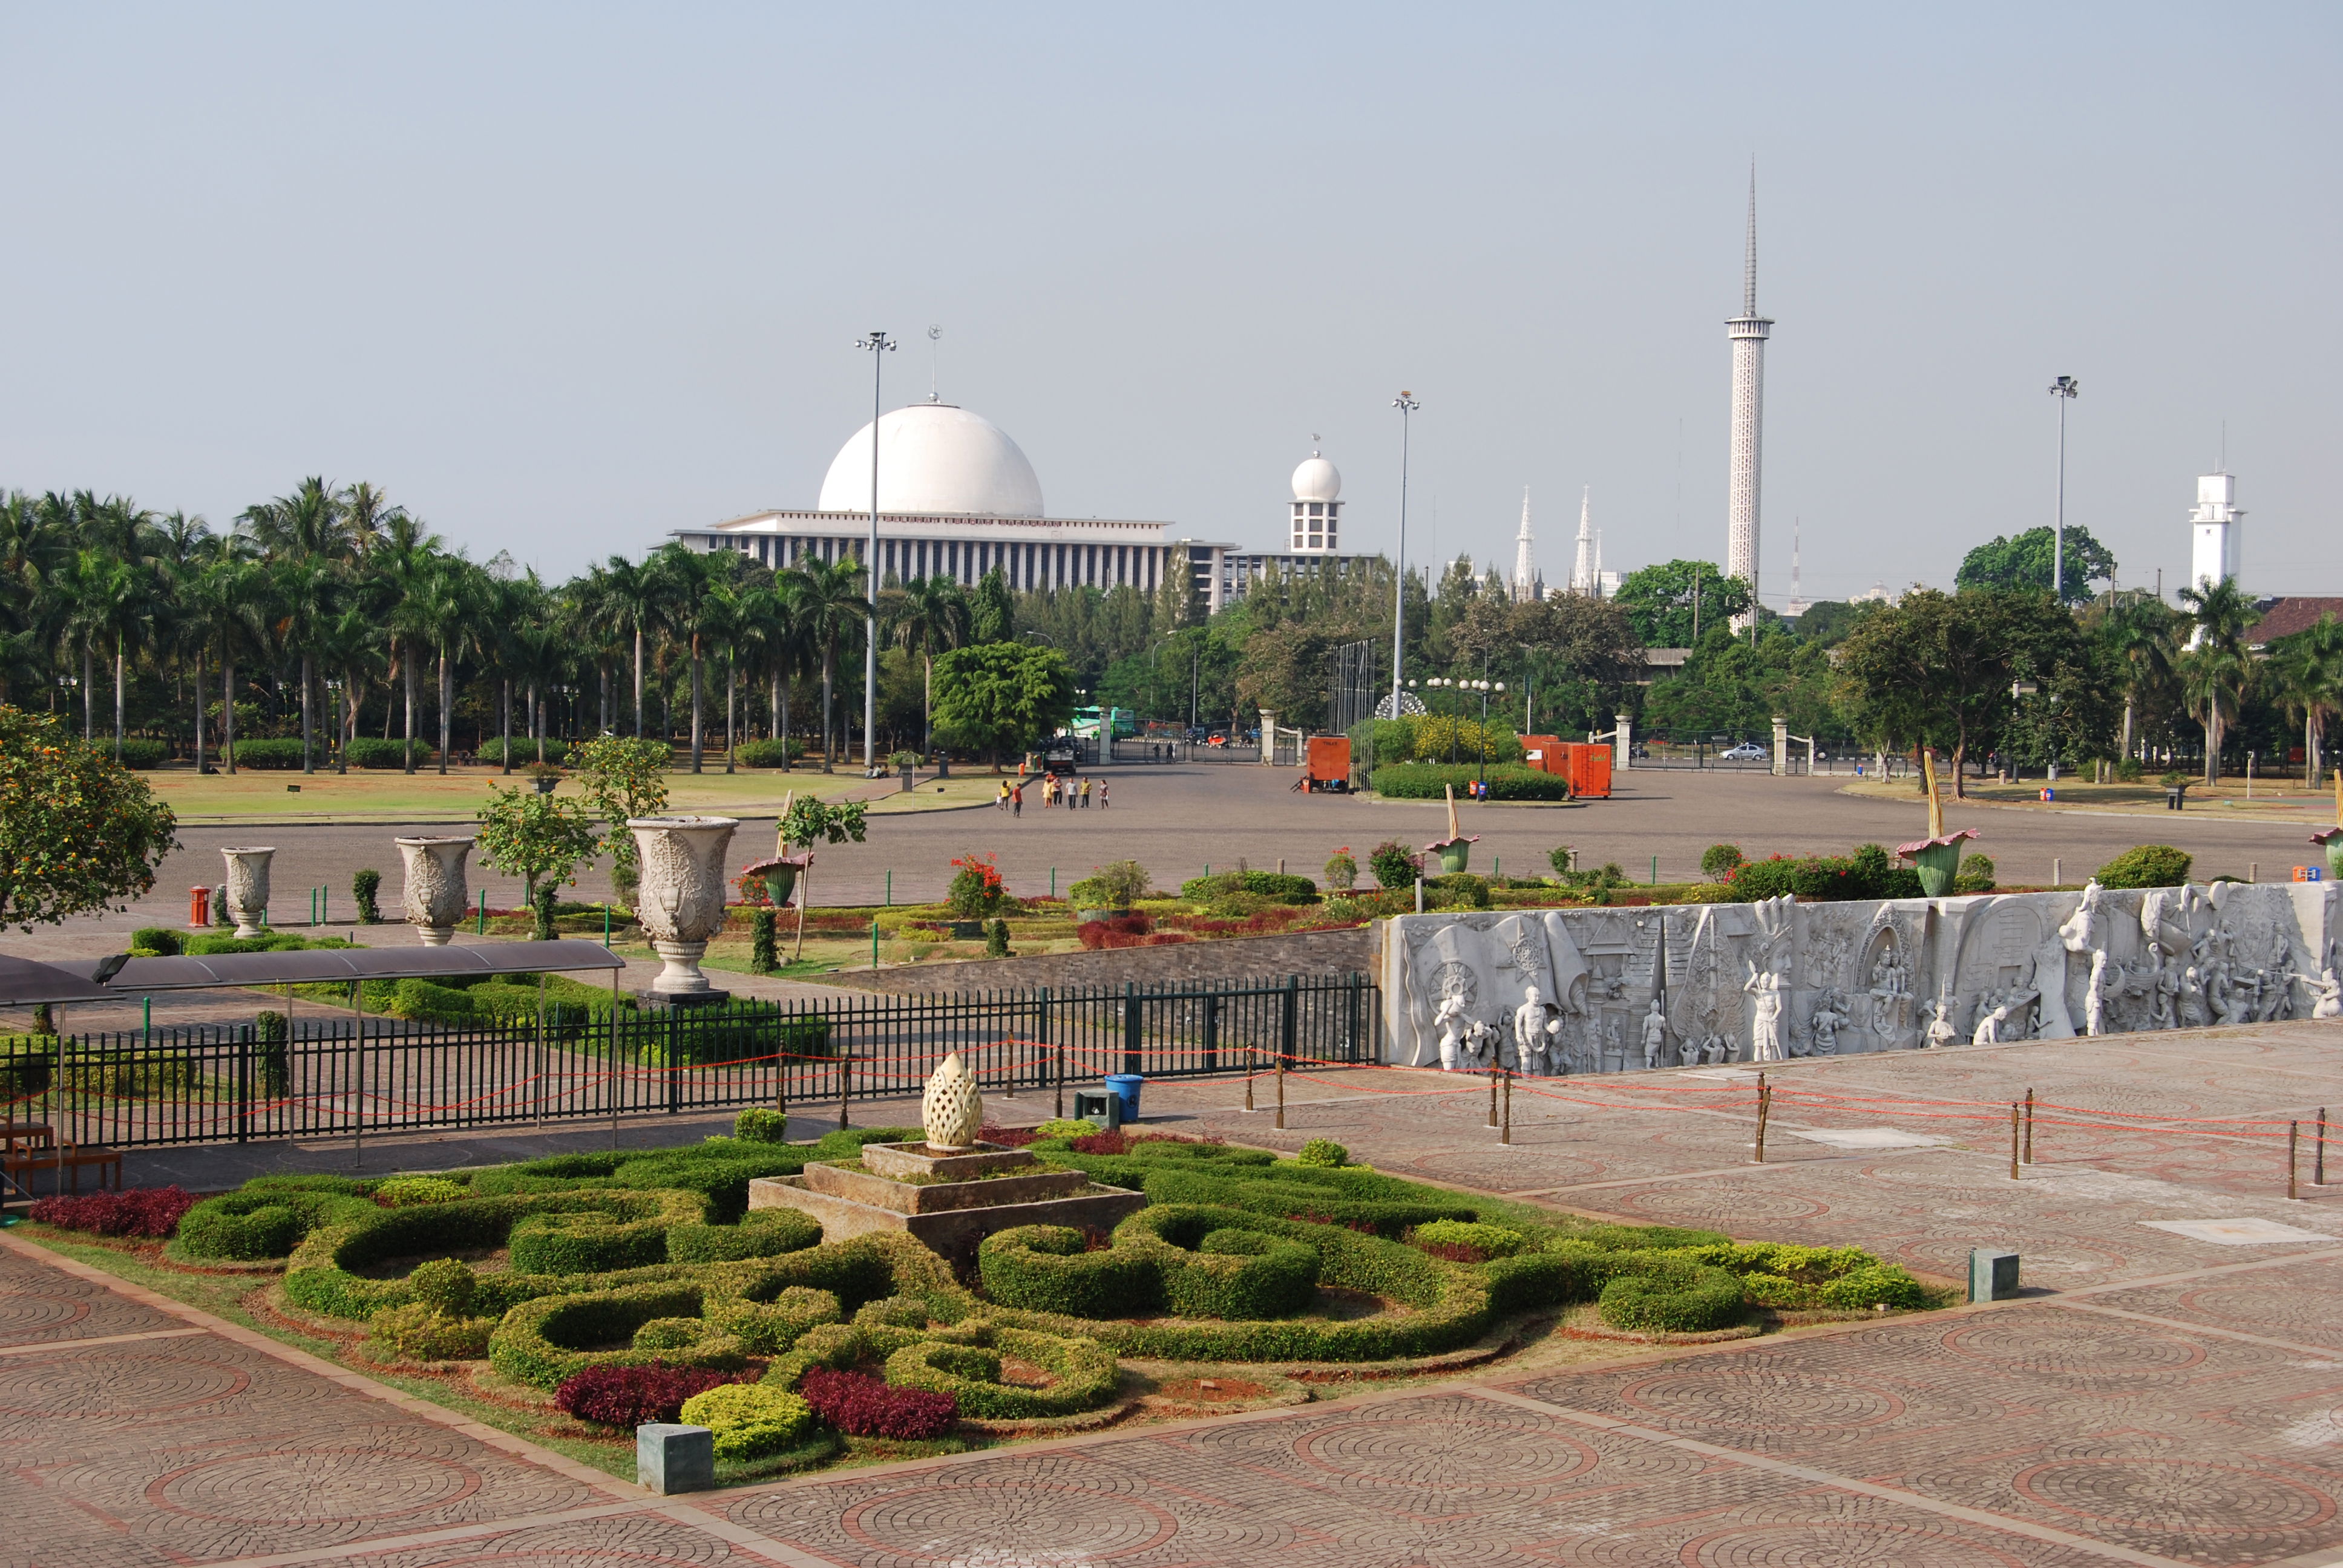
749, 1174, 1147, 1270
801, 1160, 1089, 1214
861, 1140, 1032, 1181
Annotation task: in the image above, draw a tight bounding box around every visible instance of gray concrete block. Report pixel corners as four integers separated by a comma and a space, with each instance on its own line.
1968, 1249, 2020, 1302
637, 1422, 714, 1494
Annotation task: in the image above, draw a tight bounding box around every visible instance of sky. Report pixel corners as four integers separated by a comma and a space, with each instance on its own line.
1, 4, 2336, 607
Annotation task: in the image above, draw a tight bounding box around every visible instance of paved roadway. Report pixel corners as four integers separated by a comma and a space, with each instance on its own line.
42, 763, 2330, 936
4, 1018, 2340, 1566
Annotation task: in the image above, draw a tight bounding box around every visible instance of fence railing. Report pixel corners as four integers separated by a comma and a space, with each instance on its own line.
2, 973, 1378, 1151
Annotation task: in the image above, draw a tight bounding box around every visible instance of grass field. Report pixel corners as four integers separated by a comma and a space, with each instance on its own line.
1840, 773, 2343, 822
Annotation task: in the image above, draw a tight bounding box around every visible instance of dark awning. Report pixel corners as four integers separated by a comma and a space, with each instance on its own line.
0, 953, 118, 1007
87, 939, 628, 993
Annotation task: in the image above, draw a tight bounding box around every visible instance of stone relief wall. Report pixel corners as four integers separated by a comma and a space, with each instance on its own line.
1381, 882, 2343, 1073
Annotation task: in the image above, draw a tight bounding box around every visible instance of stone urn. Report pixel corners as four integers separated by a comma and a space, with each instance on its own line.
220, 846, 276, 938
396, 837, 474, 945
629, 816, 740, 999
921, 1050, 984, 1152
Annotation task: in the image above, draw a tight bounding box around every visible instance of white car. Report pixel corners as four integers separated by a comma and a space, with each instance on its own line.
1719, 742, 1768, 761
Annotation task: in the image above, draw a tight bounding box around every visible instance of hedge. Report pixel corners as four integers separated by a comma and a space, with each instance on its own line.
1165, 1227, 1320, 1320
1595, 1255, 1747, 1333
733, 739, 803, 768
1039, 1142, 1478, 1237
471, 1129, 906, 1223
798, 1368, 956, 1439
367, 1303, 497, 1361
342, 737, 437, 769
559, 1363, 750, 1428
474, 737, 571, 765
1725, 843, 1923, 903
488, 1280, 742, 1389
883, 1324, 1120, 1420
2095, 844, 2192, 889
179, 1188, 376, 1261
977, 1226, 1166, 1318
669, 1207, 824, 1264
1371, 763, 1570, 802
223, 737, 321, 769
679, 1382, 814, 1459
508, 1209, 674, 1274
109, 737, 168, 769
1176, 871, 1321, 906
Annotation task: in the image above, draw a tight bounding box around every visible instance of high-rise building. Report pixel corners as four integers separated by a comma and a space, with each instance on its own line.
1725, 169, 1772, 629
2189, 472, 2243, 592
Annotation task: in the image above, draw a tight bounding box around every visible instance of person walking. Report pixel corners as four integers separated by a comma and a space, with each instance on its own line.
1012, 782, 1024, 817
1079, 776, 1092, 808
996, 780, 1010, 811
1099, 781, 1110, 808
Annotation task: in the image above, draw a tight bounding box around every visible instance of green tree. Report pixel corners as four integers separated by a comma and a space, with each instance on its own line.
2268, 615, 2343, 788
0, 706, 179, 932
571, 735, 673, 903
883, 573, 971, 753
1955, 524, 2117, 605
2086, 595, 2181, 765
778, 795, 870, 959
474, 781, 602, 912
2177, 576, 2256, 782
970, 565, 1014, 644
931, 642, 1075, 766
1613, 560, 1750, 648
783, 554, 872, 772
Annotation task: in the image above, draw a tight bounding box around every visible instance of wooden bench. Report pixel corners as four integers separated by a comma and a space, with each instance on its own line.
3, 1131, 121, 1196
57, 1144, 122, 1194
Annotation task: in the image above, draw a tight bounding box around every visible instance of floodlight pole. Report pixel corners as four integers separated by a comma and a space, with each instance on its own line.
859, 331, 897, 774
1390, 391, 1418, 717
2049, 376, 2079, 602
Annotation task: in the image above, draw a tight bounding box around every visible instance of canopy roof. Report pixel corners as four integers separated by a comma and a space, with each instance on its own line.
81, 939, 626, 994
0, 953, 117, 1007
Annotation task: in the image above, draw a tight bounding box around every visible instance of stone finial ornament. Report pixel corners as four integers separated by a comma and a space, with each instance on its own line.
921, 1051, 984, 1152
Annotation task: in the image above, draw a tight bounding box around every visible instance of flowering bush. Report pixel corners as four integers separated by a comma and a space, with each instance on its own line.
1368, 840, 1422, 890
29, 1186, 196, 1238
945, 852, 1009, 918
797, 1368, 957, 1439
555, 1362, 750, 1428
1323, 847, 1357, 891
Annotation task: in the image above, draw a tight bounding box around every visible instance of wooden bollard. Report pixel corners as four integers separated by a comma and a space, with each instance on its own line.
1500, 1072, 1512, 1145
2009, 1102, 2020, 1180
1244, 1047, 1254, 1112
2023, 1088, 2035, 1165
2289, 1120, 2301, 1201
2318, 1107, 2328, 1186
1752, 1074, 1769, 1163
1488, 1067, 1499, 1129
1274, 1053, 1285, 1131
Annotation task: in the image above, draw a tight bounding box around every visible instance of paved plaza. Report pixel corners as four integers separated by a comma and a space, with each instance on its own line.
3, 1016, 2339, 1566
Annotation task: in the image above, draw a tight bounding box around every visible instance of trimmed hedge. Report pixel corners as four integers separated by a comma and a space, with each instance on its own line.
1166, 1227, 1320, 1320
475, 736, 571, 764
471, 1129, 908, 1223
490, 1280, 741, 1389
733, 739, 803, 768
883, 1324, 1119, 1420
1371, 763, 1570, 802
374, 1176, 469, 1207
2095, 844, 2192, 890
978, 1226, 1166, 1318
1726, 843, 1924, 903
679, 1382, 813, 1460
508, 1209, 673, 1275
179, 1188, 376, 1260
1176, 871, 1322, 906
1595, 1255, 1746, 1333
223, 737, 320, 769
367, 1304, 497, 1361
105, 737, 168, 768
343, 737, 437, 768
669, 1207, 823, 1265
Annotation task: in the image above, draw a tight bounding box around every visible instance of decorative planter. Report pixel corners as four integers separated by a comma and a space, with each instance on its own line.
629, 816, 740, 999
1430, 839, 1474, 874
395, 837, 474, 946
739, 854, 809, 909
2314, 828, 2343, 880
1896, 829, 1979, 898
220, 846, 275, 938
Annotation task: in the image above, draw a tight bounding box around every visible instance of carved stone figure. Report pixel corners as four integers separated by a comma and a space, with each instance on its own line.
220, 846, 275, 939
1515, 986, 1563, 1076
629, 815, 742, 998
395, 836, 474, 945
1806, 987, 1849, 1057
2083, 950, 2111, 1037
1919, 996, 1959, 1050
1639, 996, 1671, 1070
1745, 962, 1787, 1063
1433, 993, 1470, 1072
2301, 967, 2342, 1021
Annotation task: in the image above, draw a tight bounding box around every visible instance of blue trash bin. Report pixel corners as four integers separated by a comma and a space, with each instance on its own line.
1104, 1073, 1144, 1124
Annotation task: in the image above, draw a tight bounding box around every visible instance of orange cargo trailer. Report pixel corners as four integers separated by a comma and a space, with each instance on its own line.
1303, 735, 1354, 792
1520, 736, 1611, 799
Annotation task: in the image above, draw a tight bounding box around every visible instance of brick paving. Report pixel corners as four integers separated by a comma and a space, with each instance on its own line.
4, 1021, 2342, 1564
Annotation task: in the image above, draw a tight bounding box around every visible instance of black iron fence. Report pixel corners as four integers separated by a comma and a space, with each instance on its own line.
2, 973, 1378, 1151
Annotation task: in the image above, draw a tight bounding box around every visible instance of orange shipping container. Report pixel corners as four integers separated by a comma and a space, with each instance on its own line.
1519, 736, 1611, 799
1305, 735, 1353, 789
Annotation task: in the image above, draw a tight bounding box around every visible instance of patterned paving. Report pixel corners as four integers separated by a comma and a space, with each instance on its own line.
3, 1021, 2342, 1565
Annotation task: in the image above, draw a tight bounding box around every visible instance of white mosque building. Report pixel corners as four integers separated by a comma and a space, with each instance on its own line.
672, 403, 1378, 614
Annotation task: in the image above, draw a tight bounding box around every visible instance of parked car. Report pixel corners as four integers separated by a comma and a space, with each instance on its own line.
1719, 742, 1768, 761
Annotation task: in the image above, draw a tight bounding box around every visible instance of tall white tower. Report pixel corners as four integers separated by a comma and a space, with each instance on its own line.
1725, 169, 1772, 629
1510, 489, 1537, 601
1570, 488, 1598, 595
1289, 446, 1342, 552
2189, 472, 2242, 593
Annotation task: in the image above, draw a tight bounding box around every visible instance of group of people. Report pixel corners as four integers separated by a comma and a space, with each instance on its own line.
993, 775, 1107, 815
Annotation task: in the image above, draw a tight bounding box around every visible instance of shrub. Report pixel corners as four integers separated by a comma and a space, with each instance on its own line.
1815, 1264, 1929, 1311
558, 1363, 750, 1428
110, 737, 168, 768
1728, 844, 1922, 903
797, 1367, 957, 1439
734, 1108, 791, 1144
1409, 1219, 1525, 1263
1164, 1229, 1320, 1320
367, 1302, 496, 1361
1596, 1256, 1746, 1333
986, 918, 1012, 957
679, 1382, 814, 1460
750, 909, 778, 973
474, 736, 571, 765
1176, 870, 1320, 906
1405, 716, 1522, 765
1368, 840, 1423, 889
1953, 853, 1997, 894
945, 852, 1009, 918
343, 737, 436, 769
352, 867, 382, 923
374, 1176, 470, 1207
1067, 860, 1151, 909
704, 1284, 843, 1354
1700, 843, 1746, 878
2095, 844, 2192, 889
129, 926, 183, 956
1322, 848, 1357, 891
667, 1209, 824, 1265
733, 738, 803, 768
1371, 763, 1570, 802
1424, 873, 1492, 910
1293, 1139, 1349, 1169
633, 1316, 709, 1352
224, 737, 318, 769
29, 1185, 197, 1238
410, 1257, 478, 1315
508, 1210, 670, 1275
978, 1226, 1165, 1318
175, 1193, 325, 1258
883, 1325, 1121, 1421
489, 1281, 736, 1390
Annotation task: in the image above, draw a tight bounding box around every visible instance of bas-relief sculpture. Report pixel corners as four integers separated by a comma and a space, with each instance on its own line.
1382, 881, 2343, 1074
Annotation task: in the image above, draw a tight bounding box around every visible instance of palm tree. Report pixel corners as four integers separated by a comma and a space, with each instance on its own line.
647, 545, 730, 773
241, 477, 354, 563
62, 548, 149, 758
370, 514, 445, 772
406, 558, 479, 774
266, 554, 341, 773
2178, 576, 2256, 783
2270, 616, 2343, 789
885, 573, 971, 755
588, 554, 663, 738
785, 555, 873, 773
2096, 596, 2178, 766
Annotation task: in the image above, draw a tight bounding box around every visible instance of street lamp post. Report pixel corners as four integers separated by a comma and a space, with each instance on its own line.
2049, 376, 2079, 602
1389, 391, 1418, 720
857, 330, 897, 775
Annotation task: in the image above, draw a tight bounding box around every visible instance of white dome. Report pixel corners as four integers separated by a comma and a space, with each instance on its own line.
817, 403, 1044, 518
1291, 454, 1342, 503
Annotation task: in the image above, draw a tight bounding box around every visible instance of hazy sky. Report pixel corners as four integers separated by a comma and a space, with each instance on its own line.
2, 5, 2336, 606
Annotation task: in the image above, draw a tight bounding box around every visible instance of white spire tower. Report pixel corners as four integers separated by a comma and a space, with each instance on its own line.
1725, 166, 1772, 629
1570, 488, 1596, 595
1511, 489, 1538, 601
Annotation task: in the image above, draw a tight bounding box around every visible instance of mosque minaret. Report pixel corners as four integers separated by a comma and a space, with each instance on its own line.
1726, 169, 1771, 629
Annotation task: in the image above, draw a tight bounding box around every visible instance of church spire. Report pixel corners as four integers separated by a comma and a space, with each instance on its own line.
1511, 489, 1536, 602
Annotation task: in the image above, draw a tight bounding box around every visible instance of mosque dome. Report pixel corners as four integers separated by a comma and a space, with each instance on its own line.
817, 402, 1045, 518
1291, 453, 1342, 504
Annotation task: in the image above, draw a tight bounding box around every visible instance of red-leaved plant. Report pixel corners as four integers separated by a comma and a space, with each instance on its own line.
28, 1186, 197, 1238
798, 1368, 957, 1439
555, 1364, 752, 1428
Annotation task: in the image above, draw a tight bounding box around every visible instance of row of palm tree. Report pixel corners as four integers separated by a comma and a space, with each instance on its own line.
0, 481, 1028, 775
